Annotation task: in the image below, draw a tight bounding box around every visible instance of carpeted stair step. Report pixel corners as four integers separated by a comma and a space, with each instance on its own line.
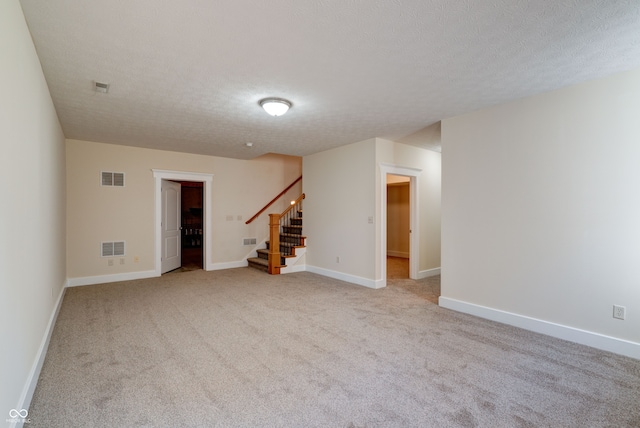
282, 225, 303, 235
257, 248, 286, 264
256, 248, 269, 260
247, 256, 269, 272
280, 233, 306, 246
258, 241, 299, 265
266, 240, 304, 257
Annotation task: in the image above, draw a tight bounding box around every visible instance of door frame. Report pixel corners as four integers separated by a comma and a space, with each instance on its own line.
380, 163, 421, 283
152, 169, 213, 276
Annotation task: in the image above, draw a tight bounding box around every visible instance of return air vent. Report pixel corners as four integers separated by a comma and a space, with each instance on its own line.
102, 241, 125, 257
94, 81, 110, 93
101, 171, 125, 187
243, 238, 257, 246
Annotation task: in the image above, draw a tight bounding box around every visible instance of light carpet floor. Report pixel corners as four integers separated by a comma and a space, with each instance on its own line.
29, 268, 639, 427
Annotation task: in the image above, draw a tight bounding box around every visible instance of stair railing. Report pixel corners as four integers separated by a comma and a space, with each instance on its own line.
245, 176, 302, 225
268, 193, 305, 274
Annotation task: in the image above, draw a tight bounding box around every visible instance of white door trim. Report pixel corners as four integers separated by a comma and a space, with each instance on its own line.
152, 169, 214, 276
380, 163, 421, 284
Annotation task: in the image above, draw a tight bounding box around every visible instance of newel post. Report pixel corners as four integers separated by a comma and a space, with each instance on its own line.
268, 213, 281, 274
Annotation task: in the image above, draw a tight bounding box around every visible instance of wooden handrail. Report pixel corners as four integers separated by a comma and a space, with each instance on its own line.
245, 176, 302, 224
280, 193, 305, 217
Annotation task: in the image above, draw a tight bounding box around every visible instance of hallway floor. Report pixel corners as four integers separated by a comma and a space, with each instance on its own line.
387, 256, 409, 279
386, 256, 440, 304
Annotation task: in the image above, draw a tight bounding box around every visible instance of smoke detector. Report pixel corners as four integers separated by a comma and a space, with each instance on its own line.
94, 81, 110, 93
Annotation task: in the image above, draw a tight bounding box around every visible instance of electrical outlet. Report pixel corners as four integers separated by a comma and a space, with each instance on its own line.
613, 305, 626, 320
108, 259, 114, 266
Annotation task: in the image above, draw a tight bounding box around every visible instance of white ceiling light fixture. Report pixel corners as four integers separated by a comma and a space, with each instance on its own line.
260, 98, 291, 117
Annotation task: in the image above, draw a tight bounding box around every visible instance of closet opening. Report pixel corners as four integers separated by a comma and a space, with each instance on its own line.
179, 181, 204, 271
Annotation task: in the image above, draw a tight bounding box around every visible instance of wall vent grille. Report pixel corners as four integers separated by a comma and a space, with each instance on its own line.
102, 241, 126, 257
101, 171, 125, 187
243, 238, 257, 246
94, 81, 110, 93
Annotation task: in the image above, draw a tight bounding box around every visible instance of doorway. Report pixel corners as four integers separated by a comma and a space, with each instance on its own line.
387, 175, 410, 279
152, 169, 214, 277
179, 181, 203, 270
379, 163, 421, 284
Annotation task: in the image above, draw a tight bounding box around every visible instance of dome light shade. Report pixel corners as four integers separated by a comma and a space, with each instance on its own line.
260, 98, 291, 116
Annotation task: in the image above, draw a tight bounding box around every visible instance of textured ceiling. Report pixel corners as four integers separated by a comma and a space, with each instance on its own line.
19, 0, 640, 159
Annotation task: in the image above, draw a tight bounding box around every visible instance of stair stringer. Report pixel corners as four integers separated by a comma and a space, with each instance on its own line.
280, 245, 307, 274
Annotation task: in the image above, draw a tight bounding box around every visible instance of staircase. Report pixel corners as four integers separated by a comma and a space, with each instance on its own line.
247, 203, 306, 274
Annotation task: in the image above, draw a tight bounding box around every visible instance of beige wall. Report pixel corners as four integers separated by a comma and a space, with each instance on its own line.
67, 140, 301, 280
1, 0, 66, 414
303, 138, 441, 286
441, 68, 640, 353
303, 139, 377, 282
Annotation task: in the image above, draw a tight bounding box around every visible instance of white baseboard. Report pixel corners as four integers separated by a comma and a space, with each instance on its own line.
67, 261, 255, 286
306, 265, 385, 289
67, 270, 157, 287
13, 282, 66, 428
438, 297, 640, 360
281, 264, 306, 274
417, 267, 440, 279
207, 260, 248, 271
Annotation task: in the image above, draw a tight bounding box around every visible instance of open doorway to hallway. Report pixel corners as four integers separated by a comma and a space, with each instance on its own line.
380, 164, 440, 303
387, 174, 410, 279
